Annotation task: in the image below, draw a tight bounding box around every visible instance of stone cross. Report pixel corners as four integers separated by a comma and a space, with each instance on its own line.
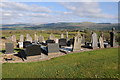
91, 32, 98, 49
20, 35, 24, 42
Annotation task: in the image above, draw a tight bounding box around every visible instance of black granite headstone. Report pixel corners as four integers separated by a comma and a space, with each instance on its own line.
5, 43, 14, 54
26, 44, 41, 56
59, 38, 67, 47
46, 39, 55, 44
23, 41, 32, 48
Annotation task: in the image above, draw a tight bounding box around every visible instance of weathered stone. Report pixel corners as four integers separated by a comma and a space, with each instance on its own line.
61, 34, 64, 38
99, 36, 104, 48
5, 43, 14, 54
11, 35, 16, 42
20, 35, 24, 42
91, 32, 98, 49
110, 28, 116, 47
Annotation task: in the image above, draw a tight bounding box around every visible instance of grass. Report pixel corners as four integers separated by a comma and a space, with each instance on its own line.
2, 48, 119, 78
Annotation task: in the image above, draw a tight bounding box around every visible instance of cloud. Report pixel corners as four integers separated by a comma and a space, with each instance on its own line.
60, 2, 117, 19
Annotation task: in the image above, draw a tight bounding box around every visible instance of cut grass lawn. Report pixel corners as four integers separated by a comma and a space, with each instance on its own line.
2, 48, 119, 78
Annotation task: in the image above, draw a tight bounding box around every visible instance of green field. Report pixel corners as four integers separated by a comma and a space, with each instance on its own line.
2, 48, 119, 78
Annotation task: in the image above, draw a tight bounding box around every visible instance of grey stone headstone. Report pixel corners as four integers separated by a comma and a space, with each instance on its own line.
91, 32, 98, 49
47, 43, 59, 53
49, 33, 55, 40
59, 38, 67, 47
81, 34, 85, 45
66, 32, 68, 39
110, 28, 116, 47
99, 36, 104, 48
5, 43, 14, 54
20, 35, 24, 42
26, 44, 41, 56
26, 34, 32, 42
34, 32, 38, 42
11, 35, 16, 42
38, 35, 45, 43
73, 34, 81, 51
61, 34, 64, 38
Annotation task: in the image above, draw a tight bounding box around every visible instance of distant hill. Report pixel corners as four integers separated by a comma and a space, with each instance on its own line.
0, 22, 119, 30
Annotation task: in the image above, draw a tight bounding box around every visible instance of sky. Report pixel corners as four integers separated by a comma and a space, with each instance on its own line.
0, 1, 118, 24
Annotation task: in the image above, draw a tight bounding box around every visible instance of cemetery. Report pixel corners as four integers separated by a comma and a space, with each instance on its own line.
0, 28, 119, 78
0, 28, 119, 63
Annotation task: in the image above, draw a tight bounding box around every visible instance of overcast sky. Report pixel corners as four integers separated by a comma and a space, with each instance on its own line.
0, 1, 118, 24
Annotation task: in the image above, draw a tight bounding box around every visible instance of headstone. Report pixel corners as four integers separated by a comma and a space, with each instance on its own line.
5, 43, 14, 54
18, 42, 23, 48
91, 32, 98, 49
55, 38, 59, 43
34, 32, 38, 42
99, 36, 104, 48
110, 28, 116, 47
49, 33, 55, 40
47, 43, 59, 53
61, 34, 64, 38
81, 34, 85, 45
20, 35, 24, 42
66, 32, 68, 39
46, 40, 55, 44
73, 33, 81, 51
26, 44, 41, 56
11, 35, 16, 42
59, 38, 67, 47
23, 41, 32, 48
67, 38, 74, 47
38, 35, 45, 43
26, 34, 32, 42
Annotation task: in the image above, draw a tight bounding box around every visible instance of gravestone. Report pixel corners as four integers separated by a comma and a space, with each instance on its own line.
46, 40, 55, 44
34, 32, 38, 42
26, 44, 41, 56
20, 35, 24, 42
73, 33, 81, 51
59, 38, 67, 47
81, 34, 85, 45
61, 34, 64, 38
66, 32, 68, 40
99, 36, 104, 48
23, 41, 32, 48
47, 43, 59, 53
91, 32, 98, 49
26, 34, 32, 42
11, 35, 16, 42
38, 35, 45, 43
49, 33, 55, 40
67, 38, 74, 47
55, 38, 59, 43
18, 42, 23, 48
110, 28, 116, 47
5, 43, 14, 54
